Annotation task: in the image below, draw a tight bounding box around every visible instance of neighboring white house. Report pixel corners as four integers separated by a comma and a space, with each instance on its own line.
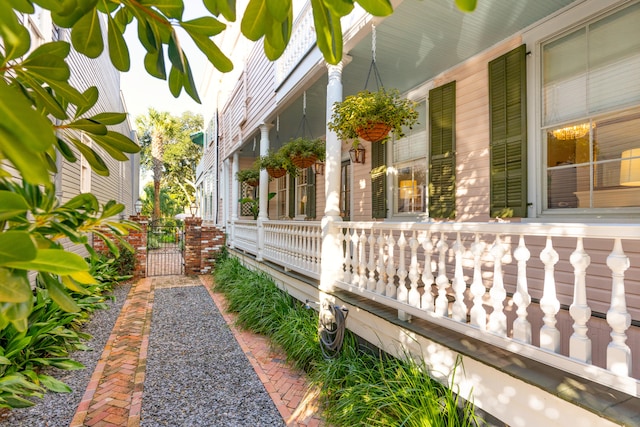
197, 1, 640, 425
17, 9, 140, 257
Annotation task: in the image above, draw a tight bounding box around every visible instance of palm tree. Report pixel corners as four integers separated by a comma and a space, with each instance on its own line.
136, 108, 178, 220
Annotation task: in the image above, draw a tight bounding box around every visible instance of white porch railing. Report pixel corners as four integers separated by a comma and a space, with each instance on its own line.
234, 220, 258, 255
230, 219, 640, 397
263, 221, 322, 279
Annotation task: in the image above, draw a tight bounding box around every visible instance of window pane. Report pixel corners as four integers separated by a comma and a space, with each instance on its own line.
543, 28, 587, 125
394, 101, 427, 163
588, 3, 640, 114
394, 161, 427, 214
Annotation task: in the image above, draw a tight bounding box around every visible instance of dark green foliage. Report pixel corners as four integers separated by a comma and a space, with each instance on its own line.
212, 256, 481, 426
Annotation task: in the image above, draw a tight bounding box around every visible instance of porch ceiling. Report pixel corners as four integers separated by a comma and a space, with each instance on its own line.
240, 0, 576, 155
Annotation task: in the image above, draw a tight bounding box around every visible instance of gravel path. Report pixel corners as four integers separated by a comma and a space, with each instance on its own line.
0, 283, 131, 427
140, 285, 285, 427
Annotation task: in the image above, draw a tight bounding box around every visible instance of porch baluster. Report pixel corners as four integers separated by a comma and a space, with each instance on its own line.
606, 238, 632, 376
397, 232, 408, 304
451, 233, 467, 322
435, 233, 449, 317
376, 230, 386, 294
367, 229, 376, 291
488, 235, 507, 335
351, 228, 360, 286
513, 235, 532, 344
421, 232, 435, 311
340, 228, 350, 283
359, 229, 367, 289
386, 233, 396, 298
470, 234, 486, 330
408, 231, 421, 307
540, 236, 560, 353
569, 237, 591, 363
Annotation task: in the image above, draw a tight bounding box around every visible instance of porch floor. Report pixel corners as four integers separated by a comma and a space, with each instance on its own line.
69, 275, 325, 427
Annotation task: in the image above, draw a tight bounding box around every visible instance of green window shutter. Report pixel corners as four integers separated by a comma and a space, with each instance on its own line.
489, 44, 527, 218
288, 173, 295, 218
306, 167, 316, 219
429, 81, 456, 219
371, 141, 387, 219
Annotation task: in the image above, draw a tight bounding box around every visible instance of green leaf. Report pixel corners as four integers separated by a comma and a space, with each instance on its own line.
323, 0, 355, 16
0, 128, 52, 185
52, 0, 99, 28
1, 300, 33, 323
186, 32, 233, 73
168, 30, 186, 73
46, 358, 84, 370
144, 49, 167, 80
74, 86, 99, 118
182, 59, 201, 103
90, 112, 127, 125
264, 11, 292, 60
137, 19, 159, 53
0, 79, 55, 152
266, 0, 291, 22
16, 71, 68, 120
311, 0, 343, 65
181, 17, 226, 37
141, 0, 184, 20
91, 131, 140, 153
0, 4, 31, 61
107, 14, 130, 71
7, 0, 35, 13
54, 138, 78, 163
68, 270, 98, 285
203, 0, 236, 21
61, 275, 92, 293
0, 355, 10, 365
69, 138, 110, 176
168, 66, 183, 97
96, 0, 120, 13
241, 0, 269, 41
356, 0, 393, 16
32, 0, 64, 12
88, 136, 129, 161
5, 249, 89, 275
38, 374, 72, 393
455, 0, 478, 12
0, 192, 30, 221
0, 268, 32, 303
71, 8, 104, 58
66, 118, 108, 135
62, 192, 99, 211
45, 278, 80, 313
27, 41, 71, 59
22, 53, 70, 81
45, 79, 89, 108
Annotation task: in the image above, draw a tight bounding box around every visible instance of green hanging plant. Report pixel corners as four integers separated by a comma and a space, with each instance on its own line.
329, 88, 419, 144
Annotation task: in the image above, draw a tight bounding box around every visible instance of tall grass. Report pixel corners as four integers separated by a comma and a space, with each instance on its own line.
212, 255, 483, 426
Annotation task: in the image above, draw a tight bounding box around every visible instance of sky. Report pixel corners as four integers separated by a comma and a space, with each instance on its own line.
120, 3, 214, 128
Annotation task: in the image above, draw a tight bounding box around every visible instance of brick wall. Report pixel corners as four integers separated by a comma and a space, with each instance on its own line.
92, 215, 147, 280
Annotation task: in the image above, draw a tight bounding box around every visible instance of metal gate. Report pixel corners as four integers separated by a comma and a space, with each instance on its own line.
147, 219, 184, 276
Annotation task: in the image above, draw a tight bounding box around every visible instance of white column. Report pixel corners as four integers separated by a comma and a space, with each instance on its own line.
320, 61, 345, 293
606, 238, 631, 376
256, 123, 272, 261
569, 237, 591, 363
258, 123, 272, 221
230, 152, 239, 249
222, 158, 230, 228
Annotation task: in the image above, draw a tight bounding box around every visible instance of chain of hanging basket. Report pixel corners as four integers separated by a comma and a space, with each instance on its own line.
357, 24, 392, 143
290, 92, 319, 168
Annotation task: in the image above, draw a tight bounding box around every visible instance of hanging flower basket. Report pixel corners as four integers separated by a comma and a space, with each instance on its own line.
266, 167, 287, 178
291, 154, 317, 169
356, 122, 392, 142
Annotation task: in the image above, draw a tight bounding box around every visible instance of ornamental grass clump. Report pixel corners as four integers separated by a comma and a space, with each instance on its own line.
212, 256, 481, 426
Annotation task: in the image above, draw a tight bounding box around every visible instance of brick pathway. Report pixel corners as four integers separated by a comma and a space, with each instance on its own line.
69, 276, 324, 427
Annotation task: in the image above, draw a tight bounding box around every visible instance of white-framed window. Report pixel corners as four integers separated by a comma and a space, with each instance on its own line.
541, 1, 640, 211
295, 172, 308, 218
80, 134, 92, 193
392, 100, 427, 215
276, 175, 288, 219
